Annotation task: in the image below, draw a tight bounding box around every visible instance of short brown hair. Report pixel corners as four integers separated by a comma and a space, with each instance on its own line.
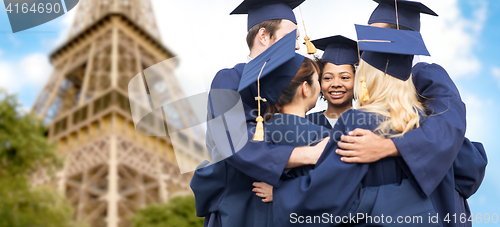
246, 19, 282, 50
386, 23, 412, 31
265, 57, 320, 121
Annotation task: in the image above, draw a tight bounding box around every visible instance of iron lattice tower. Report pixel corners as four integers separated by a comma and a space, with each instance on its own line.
32, 0, 208, 226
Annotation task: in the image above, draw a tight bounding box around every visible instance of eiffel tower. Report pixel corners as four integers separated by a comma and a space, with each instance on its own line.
31, 0, 207, 226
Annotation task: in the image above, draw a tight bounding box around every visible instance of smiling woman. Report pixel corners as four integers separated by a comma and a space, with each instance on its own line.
306, 35, 359, 129
318, 61, 355, 113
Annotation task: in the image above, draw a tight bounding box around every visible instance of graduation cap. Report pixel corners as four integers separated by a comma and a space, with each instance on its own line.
238, 29, 304, 141
355, 24, 430, 81
231, 0, 305, 31
368, 0, 438, 32
311, 35, 359, 66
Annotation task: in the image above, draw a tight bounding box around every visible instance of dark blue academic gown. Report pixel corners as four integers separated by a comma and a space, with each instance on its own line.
191, 63, 431, 227
273, 109, 438, 227
265, 113, 331, 179
191, 63, 294, 227
306, 111, 333, 130
306, 110, 410, 188
259, 114, 329, 226
306, 64, 487, 227
391, 63, 487, 226
192, 62, 487, 227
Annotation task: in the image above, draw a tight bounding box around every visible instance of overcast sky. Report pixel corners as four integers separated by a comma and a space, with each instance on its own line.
1, 0, 499, 223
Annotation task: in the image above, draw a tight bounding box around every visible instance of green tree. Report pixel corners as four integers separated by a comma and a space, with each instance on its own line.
0, 91, 60, 178
131, 195, 204, 227
0, 90, 87, 227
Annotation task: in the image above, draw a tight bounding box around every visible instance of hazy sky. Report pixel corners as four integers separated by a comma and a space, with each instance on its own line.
0, 0, 499, 224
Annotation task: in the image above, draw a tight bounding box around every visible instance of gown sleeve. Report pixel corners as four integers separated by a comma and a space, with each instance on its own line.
453, 138, 487, 198
190, 161, 227, 217
391, 63, 466, 197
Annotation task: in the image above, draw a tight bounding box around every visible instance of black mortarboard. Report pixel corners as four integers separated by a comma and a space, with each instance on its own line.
355, 24, 430, 81
311, 35, 359, 66
231, 0, 305, 31
368, 0, 438, 32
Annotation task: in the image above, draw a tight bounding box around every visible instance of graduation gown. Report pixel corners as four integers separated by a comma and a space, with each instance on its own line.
306, 111, 333, 130
192, 62, 486, 227
306, 63, 487, 226
192, 159, 274, 227
264, 113, 331, 178
273, 109, 438, 227
392, 62, 487, 226
454, 139, 487, 199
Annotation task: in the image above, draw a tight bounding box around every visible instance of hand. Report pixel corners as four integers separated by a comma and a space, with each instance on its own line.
253, 182, 273, 202
336, 129, 399, 163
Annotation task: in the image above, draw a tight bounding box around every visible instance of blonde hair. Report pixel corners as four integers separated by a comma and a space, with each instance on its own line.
354, 60, 425, 138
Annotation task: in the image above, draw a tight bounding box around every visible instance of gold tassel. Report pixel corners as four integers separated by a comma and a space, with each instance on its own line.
299, 6, 316, 54
253, 62, 268, 141
253, 116, 264, 141
360, 76, 370, 102
304, 35, 317, 54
